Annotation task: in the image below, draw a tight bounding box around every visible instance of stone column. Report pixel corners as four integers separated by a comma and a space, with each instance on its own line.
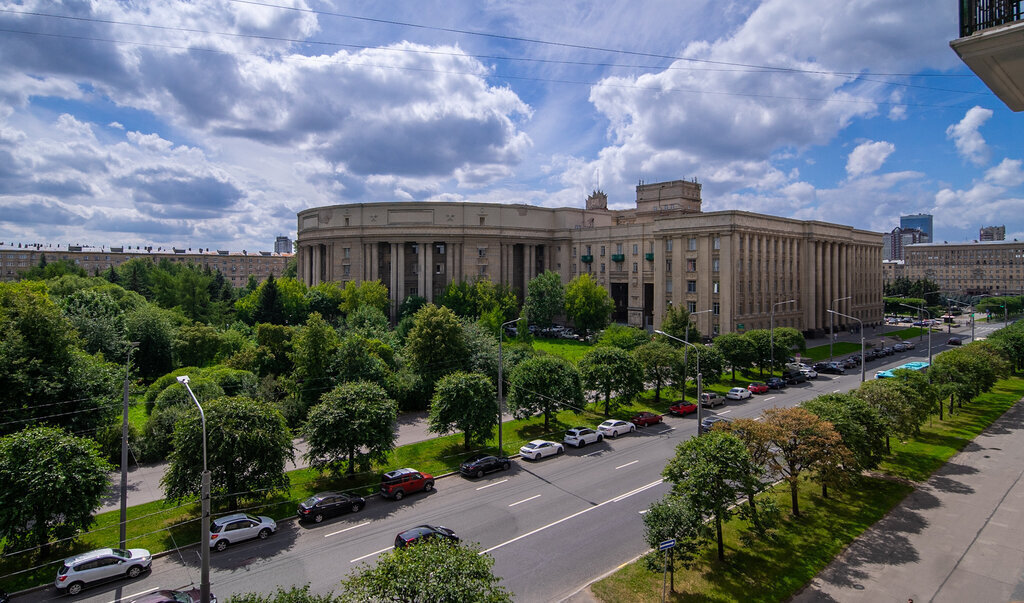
424, 242, 433, 302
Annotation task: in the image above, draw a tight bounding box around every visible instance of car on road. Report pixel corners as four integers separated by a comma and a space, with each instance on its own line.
597, 419, 635, 438
947, 337, 963, 345
700, 392, 725, 407
800, 368, 818, 379
520, 439, 563, 460
893, 342, 907, 352
812, 362, 844, 375
55, 548, 152, 596
209, 513, 277, 551
747, 382, 769, 394
765, 376, 787, 389
564, 426, 604, 447
380, 468, 435, 501
132, 589, 215, 603
904, 341, 916, 350
841, 357, 859, 369
630, 411, 664, 427
700, 415, 732, 432
297, 492, 365, 523
782, 370, 807, 385
459, 454, 511, 478
725, 387, 752, 400
668, 400, 698, 415
394, 524, 460, 549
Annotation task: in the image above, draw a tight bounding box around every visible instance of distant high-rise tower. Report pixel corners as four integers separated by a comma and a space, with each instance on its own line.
979, 225, 1005, 241
274, 235, 293, 254
900, 214, 933, 242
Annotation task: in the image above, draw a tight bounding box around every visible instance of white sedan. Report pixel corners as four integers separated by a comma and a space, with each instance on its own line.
725, 387, 752, 400
597, 419, 636, 438
520, 440, 564, 460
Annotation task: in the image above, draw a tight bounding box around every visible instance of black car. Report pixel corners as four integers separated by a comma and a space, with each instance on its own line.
843, 355, 861, 367
782, 370, 807, 385
394, 524, 459, 549
699, 415, 732, 432
297, 491, 365, 523
459, 454, 511, 478
132, 589, 216, 603
947, 337, 963, 346
765, 376, 788, 389
814, 362, 845, 375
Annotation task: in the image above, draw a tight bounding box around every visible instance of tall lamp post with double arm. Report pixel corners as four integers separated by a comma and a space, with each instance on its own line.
770, 299, 796, 375
899, 303, 933, 367
118, 342, 140, 551
655, 330, 705, 433
679, 309, 712, 402
497, 318, 521, 454
176, 376, 212, 603
946, 298, 975, 343
829, 296, 851, 361
828, 310, 864, 382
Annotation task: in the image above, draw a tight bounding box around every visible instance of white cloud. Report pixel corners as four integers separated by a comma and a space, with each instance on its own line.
946, 106, 993, 166
846, 141, 895, 178
985, 158, 1024, 187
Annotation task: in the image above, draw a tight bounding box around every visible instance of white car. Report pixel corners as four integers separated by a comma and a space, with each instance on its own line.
519, 439, 564, 460
564, 426, 603, 448
597, 419, 636, 438
209, 513, 277, 551
55, 548, 152, 595
725, 387, 752, 400
800, 368, 819, 379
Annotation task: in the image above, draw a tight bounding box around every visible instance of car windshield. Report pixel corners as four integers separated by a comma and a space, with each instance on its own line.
522, 443, 537, 449
172, 592, 192, 603
302, 496, 320, 507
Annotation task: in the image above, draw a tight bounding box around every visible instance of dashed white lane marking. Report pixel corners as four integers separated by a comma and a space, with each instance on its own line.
325, 521, 370, 538
476, 479, 508, 491
616, 460, 639, 470
509, 494, 542, 507
765, 396, 776, 401
350, 546, 392, 563
106, 588, 157, 603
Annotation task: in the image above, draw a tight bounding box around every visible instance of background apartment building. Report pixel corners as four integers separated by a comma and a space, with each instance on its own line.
296, 180, 883, 336
903, 240, 1024, 296
0, 242, 292, 286
979, 225, 1006, 241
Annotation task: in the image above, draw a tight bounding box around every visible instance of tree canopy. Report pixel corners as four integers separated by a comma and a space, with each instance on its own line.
522, 270, 565, 328
302, 381, 397, 475
578, 346, 643, 416
564, 273, 614, 333
429, 371, 498, 450
507, 355, 584, 429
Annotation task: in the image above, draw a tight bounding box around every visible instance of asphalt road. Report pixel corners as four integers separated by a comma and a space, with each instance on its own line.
21, 323, 999, 603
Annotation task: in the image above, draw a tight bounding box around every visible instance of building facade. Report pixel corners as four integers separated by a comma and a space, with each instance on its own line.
296, 180, 883, 336
883, 226, 927, 260
0, 243, 292, 286
903, 240, 1024, 295
979, 225, 1006, 241
275, 235, 294, 253
900, 214, 933, 242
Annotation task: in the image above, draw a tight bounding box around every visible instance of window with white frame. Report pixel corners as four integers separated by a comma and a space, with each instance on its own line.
688, 238, 697, 251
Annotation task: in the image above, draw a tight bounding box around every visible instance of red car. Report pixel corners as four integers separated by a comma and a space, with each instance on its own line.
668, 401, 698, 416
380, 468, 434, 501
630, 411, 664, 427
747, 382, 769, 395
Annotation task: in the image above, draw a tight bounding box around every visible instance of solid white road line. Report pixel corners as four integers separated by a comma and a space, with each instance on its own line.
509, 494, 542, 507
765, 396, 776, 401
833, 389, 841, 393
476, 479, 508, 491
584, 450, 602, 457
718, 409, 732, 415
654, 427, 675, 434
482, 479, 664, 555
106, 588, 158, 603
350, 546, 392, 563
615, 460, 639, 470
325, 521, 370, 538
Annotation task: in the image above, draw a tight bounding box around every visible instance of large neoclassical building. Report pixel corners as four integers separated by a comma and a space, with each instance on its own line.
296, 179, 883, 336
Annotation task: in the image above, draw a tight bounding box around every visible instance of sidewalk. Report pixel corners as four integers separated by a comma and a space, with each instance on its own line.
793, 397, 1024, 602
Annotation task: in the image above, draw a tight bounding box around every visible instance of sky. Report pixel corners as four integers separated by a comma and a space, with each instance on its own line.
0, 0, 1022, 253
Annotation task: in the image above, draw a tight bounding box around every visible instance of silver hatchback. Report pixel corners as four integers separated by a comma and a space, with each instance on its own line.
209, 513, 277, 551
55, 548, 152, 595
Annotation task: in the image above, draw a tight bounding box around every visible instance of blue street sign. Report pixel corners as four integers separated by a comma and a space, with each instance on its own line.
659, 539, 676, 551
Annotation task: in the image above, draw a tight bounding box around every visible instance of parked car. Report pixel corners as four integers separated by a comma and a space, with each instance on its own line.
765, 376, 788, 389
725, 387, 752, 400
893, 342, 907, 352
800, 368, 818, 379
394, 525, 459, 549
904, 341, 916, 350
597, 419, 635, 438
209, 513, 277, 552
55, 548, 152, 596
132, 589, 215, 603
630, 411, 664, 427
668, 400, 698, 415
782, 370, 807, 385
700, 415, 732, 432
747, 382, 769, 394
813, 362, 844, 374
564, 426, 603, 448
297, 492, 365, 523
947, 337, 963, 346
459, 455, 511, 478
380, 468, 434, 501
520, 439, 563, 460
700, 392, 725, 407
845, 354, 862, 365
881, 346, 895, 356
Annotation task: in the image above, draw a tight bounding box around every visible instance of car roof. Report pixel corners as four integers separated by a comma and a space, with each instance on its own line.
212, 513, 252, 526
63, 548, 122, 564
526, 439, 550, 445
384, 468, 418, 478
132, 590, 191, 603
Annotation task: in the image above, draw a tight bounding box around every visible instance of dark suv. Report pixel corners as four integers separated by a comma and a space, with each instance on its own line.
380, 468, 434, 500
782, 370, 807, 385
297, 491, 365, 523
394, 525, 459, 549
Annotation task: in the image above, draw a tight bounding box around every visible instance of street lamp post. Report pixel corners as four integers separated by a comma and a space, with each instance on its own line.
829, 296, 851, 362
681, 309, 712, 402
655, 330, 704, 433
770, 299, 796, 375
899, 303, 933, 368
119, 342, 140, 550
497, 318, 520, 453
177, 376, 211, 603
945, 298, 974, 343
828, 310, 864, 382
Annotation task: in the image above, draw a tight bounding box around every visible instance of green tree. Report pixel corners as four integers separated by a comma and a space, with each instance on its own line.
226, 585, 336, 603
523, 270, 565, 328
302, 381, 397, 476
399, 294, 428, 320
677, 344, 726, 390
429, 371, 497, 450
712, 332, 756, 381
125, 304, 176, 380
662, 430, 751, 561
253, 274, 286, 325
578, 346, 643, 416
19, 256, 87, 280
289, 312, 340, 422
404, 304, 469, 387
801, 393, 886, 471
176, 265, 213, 322
564, 273, 614, 333
659, 305, 701, 344
633, 341, 679, 404
339, 280, 390, 317
305, 281, 345, 324
854, 378, 921, 452
507, 355, 584, 429
172, 323, 224, 368
339, 539, 511, 603
59, 287, 129, 362
438, 281, 477, 318
743, 329, 791, 374
163, 396, 293, 507
641, 494, 707, 593
0, 426, 110, 551
596, 324, 651, 350
719, 417, 777, 533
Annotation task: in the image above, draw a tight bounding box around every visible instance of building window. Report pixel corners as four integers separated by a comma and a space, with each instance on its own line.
688, 238, 697, 251
479, 265, 487, 275
600, 245, 605, 257
411, 243, 419, 254
666, 280, 673, 293
713, 324, 720, 335
687, 259, 697, 272
478, 247, 487, 257
586, 245, 592, 255
409, 287, 418, 296
600, 263, 605, 273
436, 263, 444, 274
633, 244, 639, 255
687, 301, 697, 313
632, 262, 638, 273
713, 302, 720, 315
687, 280, 697, 293
343, 265, 350, 276
666, 239, 673, 252
480, 216, 485, 225
713, 237, 721, 250
713, 281, 720, 294
666, 259, 672, 273
343, 247, 350, 259
573, 247, 577, 257
344, 217, 350, 226
616, 243, 623, 254
436, 243, 445, 254
712, 258, 720, 272
572, 264, 577, 274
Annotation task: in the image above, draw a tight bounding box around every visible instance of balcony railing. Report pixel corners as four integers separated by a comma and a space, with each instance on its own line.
644, 253, 655, 261
960, 0, 1023, 37
581, 255, 594, 263
611, 253, 625, 262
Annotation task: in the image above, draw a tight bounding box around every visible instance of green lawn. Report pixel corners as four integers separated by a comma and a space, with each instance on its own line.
801, 342, 863, 361
590, 374, 1024, 602
531, 337, 594, 363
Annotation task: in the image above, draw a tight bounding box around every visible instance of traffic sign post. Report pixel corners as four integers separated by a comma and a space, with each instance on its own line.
660, 539, 676, 602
